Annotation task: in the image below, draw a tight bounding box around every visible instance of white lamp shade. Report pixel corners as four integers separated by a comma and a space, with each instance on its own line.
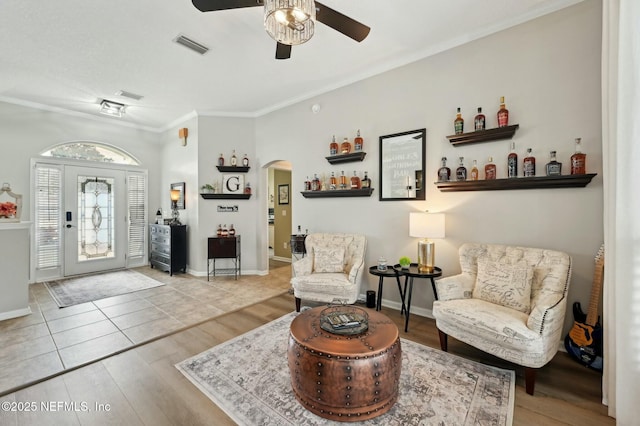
409, 212, 445, 239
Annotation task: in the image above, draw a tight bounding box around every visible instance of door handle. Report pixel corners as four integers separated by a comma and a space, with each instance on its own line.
66, 224, 73, 228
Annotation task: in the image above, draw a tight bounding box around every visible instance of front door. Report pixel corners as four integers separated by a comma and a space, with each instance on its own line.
63, 166, 127, 276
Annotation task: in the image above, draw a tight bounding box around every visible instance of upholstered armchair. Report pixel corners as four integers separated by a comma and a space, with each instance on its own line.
432, 243, 572, 395
290, 233, 367, 312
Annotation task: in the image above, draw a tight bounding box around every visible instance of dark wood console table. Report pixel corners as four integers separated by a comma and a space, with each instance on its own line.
207, 236, 241, 280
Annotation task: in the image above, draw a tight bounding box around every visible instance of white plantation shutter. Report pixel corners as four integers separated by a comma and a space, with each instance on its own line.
35, 164, 62, 269
127, 172, 147, 263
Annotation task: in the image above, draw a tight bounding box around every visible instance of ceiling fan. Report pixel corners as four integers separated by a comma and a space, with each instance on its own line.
192, 0, 370, 59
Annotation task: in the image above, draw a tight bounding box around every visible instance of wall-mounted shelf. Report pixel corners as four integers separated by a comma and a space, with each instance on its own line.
216, 166, 250, 173
325, 152, 366, 164
200, 193, 252, 199
446, 124, 519, 146
435, 173, 596, 192
301, 188, 374, 198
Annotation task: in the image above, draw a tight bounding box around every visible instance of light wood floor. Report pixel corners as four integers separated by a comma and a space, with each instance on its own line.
1, 285, 613, 425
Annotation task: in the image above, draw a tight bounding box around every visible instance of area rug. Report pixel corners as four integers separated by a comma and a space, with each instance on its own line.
44, 270, 165, 308
176, 312, 515, 425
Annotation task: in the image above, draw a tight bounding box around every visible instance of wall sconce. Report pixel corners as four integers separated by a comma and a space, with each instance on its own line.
409, 211, 445, 273
170, 189, 181, 225
179, 128, 188, 146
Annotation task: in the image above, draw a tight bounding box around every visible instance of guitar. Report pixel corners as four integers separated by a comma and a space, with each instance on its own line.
564, 244, 604, 372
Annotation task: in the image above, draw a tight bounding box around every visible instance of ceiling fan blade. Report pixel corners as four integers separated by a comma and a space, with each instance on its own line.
315, 1, 370, 42
192, 0, 263, 13
275, 43, 292, 60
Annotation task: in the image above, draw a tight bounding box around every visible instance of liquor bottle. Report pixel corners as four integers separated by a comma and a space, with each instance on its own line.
350, 171, 362, 189
546, 151, 562, 176
304, 176, 311, 191
507, 142, 518, 178
361, 171, 371, 188
216, 224, 222, 237
329, 135, 338, 156
339, 170, 347, 189
523, 148, 536, 177
230, 150, 237, 166
221, 224, 228, 237
228, 224, 236, 237
329, 172, 337, 190
311, 174, 321, 191
456, 157, 467, 181
297, 225, 303, 235
470, 160, 479, 180
454, 108, 464, 135
497, 96, 509, 127
354, 130, 363, 152
242, 154, 249, 167
218, 153, 224, 167
437, 157, 451, 182
484, 157, 497, 180
474, 107, 486, 131
340, 138, 352, 154
244, 182, 251, 194
570, 137, 586, 174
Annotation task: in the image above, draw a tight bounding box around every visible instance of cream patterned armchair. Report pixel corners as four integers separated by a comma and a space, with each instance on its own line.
432, 243, 572, 395
290, 233, 367, 312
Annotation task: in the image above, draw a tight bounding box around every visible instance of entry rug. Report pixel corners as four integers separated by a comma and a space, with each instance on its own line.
176, 312, 515, 425
45, 270, 165, 308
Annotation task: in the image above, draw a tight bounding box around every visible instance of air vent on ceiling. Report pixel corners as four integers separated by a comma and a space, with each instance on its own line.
115, 90, 144, 101
173, 34, 209, 55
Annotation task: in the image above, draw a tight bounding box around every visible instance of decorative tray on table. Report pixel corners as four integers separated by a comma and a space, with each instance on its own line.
319, 305, 369, 335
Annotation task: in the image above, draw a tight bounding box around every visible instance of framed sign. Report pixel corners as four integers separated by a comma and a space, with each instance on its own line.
170, 182, 185, 209
278, 184, 289, 205
379, 128, 426, 201
223, 174, 245, 194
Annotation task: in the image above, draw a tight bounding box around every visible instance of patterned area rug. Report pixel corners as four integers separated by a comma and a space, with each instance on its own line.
176, 312, 515, 425
44, 270, 165, 308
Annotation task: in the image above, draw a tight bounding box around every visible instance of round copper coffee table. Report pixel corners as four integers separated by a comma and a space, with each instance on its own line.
287, 306, 401, 422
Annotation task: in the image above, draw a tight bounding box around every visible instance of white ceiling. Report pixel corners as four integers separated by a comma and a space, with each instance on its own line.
0, 0, 582, 131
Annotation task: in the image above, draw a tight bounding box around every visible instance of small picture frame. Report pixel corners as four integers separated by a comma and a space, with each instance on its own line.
278, 184, 289, 205
171, 182, 185, 209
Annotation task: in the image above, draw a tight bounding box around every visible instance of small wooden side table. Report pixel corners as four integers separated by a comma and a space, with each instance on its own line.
368, 266, 406, 314
395, 263, 442, 332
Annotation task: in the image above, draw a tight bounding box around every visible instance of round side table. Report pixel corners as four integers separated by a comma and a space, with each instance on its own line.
394, 263, 442, 332
367, 266, 406, 313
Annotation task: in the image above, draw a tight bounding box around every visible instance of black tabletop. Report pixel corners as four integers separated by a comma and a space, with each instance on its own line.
368, 265, 401, 277
393, 263, 442, 278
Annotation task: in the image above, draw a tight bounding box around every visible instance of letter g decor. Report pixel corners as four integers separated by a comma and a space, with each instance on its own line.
222, 174, 244, 194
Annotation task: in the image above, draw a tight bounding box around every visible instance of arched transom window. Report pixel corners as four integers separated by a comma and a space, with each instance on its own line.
41, 142, 140, 165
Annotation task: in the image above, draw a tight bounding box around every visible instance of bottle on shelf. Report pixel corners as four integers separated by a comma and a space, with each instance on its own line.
484, 157, 497, 180
523, 148, 536, 177
340, 138, 352, 154
507, 142, 518, 178
354, 130, 364, 152
437, 157, 451, 182
546, 151, 562, 176
216, 224, 222, 237
221, 224, 228, 237
230, 150, 237, 166
339, 170, 347, 189
311, 174, 321, 191
350, 171, 362, 189
454, 108, 464, 135
497, 96, 509, 127
570, 137, 586, 174
242, 154, 249, 167
304, 176, 311, 191
474, 107, 486, 131
297, 225, 303, 235
218, 153, 224, 167
456, 157, 467, 181
361, 171, 371, 188
470, 160, 479, 180
329, 135, 338, 156
329, 172, 337, 190
228, 224, 236, 237
244, 182, 251, 195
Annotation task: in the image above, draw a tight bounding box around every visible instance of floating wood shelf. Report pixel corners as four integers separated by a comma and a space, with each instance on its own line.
200, 193, 252, 199
446, 124, 519, 146
301, 188, 374, 198
216, 166, 250, 173
325, 152, 366, 164
435, 173, 597, 192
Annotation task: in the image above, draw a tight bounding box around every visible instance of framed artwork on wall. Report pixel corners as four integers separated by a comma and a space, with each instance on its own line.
278, 184, 289, 205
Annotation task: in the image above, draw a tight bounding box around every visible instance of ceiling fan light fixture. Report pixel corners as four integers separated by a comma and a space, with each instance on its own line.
99, 99, 126, 117
264, 0, 315, 46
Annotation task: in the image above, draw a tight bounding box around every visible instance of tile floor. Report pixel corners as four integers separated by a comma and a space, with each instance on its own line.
0, 261, 291, 395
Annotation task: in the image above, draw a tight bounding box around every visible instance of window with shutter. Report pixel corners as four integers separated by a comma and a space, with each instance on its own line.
127, 172, 147, 265
34, 164, 62, 270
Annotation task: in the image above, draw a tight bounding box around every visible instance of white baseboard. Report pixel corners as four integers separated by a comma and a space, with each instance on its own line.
271, 256, 292, 263
0, 307, 32, 321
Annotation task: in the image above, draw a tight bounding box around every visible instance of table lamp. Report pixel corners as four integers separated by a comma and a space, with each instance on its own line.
170, 189, 181, 225
409, 212, 445, 273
